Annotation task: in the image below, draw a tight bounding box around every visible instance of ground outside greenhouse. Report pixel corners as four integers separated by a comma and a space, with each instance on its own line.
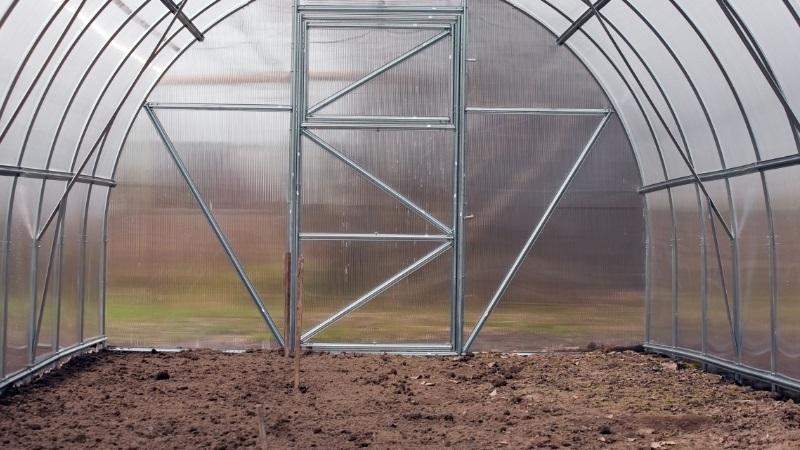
1, 349, 799, 449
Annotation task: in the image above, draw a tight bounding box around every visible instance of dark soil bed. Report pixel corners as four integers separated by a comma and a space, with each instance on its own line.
1, 349, 799, 449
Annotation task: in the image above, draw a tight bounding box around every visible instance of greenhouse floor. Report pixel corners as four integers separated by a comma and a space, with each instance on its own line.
1, 349, 799, 449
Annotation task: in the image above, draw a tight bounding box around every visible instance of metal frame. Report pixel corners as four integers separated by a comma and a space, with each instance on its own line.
291, 7, 463, 352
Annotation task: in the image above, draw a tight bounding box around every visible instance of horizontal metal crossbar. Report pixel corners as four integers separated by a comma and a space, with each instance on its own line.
305, 21, 453, 30
302, 121, 455, 130
300, 233, 452, 242
0, 165, 116, 187
466, 107, 611, 116
639, 153, 800, 194
306, 343, 455, 355
297, 5, 464, 13
146, 102, 291, 112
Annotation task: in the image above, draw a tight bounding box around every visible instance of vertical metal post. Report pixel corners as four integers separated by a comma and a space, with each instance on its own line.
287, 0, 304, 354
451, 10, 466, 354
700, 191, 709, 355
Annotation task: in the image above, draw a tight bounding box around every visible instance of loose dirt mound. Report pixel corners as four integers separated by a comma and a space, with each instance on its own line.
1, 350, 799, 449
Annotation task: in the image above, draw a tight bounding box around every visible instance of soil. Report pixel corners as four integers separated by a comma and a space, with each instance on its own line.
1, 349, 799, 449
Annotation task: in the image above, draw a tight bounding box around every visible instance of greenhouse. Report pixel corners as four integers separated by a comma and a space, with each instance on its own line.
1, 0, 800, 448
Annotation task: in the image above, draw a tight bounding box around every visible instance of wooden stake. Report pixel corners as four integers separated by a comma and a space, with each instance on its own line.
283, 252, 291, 358
256, 404, 269, 450
294, 256, 304, 391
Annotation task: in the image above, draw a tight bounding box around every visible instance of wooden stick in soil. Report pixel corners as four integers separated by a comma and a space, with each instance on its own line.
294, 256, 304, 391
256, 404, 269, 450
283, 252, 290, 358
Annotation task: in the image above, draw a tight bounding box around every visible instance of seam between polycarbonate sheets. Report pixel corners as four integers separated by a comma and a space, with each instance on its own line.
525, 0, 675, 349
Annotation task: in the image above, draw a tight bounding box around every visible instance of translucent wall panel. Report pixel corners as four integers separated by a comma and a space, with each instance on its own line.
148, 0, 292, 105
107, 110, 285, 349
467, 0, 608, 109
674, 185, 702, 351
646, 189, 672, 346
306, 27, 452, 118
769, 166, 800, 380
703, 180, 736, 361
470, 116, 644, 351
731, 174, 772, 371
304, 241, 451, 344
4, 178, 37, 375
301, 129, 453, 235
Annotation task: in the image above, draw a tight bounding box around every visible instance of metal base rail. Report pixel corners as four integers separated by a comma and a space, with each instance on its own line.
0, 336, 106, 392
644, 343, 800, 394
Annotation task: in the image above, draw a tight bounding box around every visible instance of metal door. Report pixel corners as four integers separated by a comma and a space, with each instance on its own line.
288, 4, 465, 353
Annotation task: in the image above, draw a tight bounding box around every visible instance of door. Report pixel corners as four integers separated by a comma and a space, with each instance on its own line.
289, 5, 465, 353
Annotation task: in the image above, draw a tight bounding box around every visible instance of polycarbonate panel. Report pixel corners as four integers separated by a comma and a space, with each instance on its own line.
730, 1, 800, 130
624, 1, 757, 171
107, 110, 279, 350
5, 178, 38, 375
155, 109, 290, 334
98, 0, 257, 179
83, 185, 108, 340
464, 113, 619, 336
730, 174, 772, 371
306, 26, 452, 118
646, 189, 673, 346
602, 2, 726, 174
674, 185, 702, 351
59, 182, 89, 349
32, 179, 69, 361
507, 0, 664, 186
703, 180, 736, 361
471, 116, 644, 352
673, 2, 796, 163
148, 0, 292, 105
304, 241, 451, 344
579, 17, 689, 182
301, 128, 453, 234
768, 166, 800, 380
467, 0, 607, 109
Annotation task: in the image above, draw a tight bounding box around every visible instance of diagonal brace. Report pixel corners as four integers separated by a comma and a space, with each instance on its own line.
306, 29, 451, 115
302, 129, 451, 234
302, 241, 451, 342
145, 105, 284, 347
464, 112, 612, 352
